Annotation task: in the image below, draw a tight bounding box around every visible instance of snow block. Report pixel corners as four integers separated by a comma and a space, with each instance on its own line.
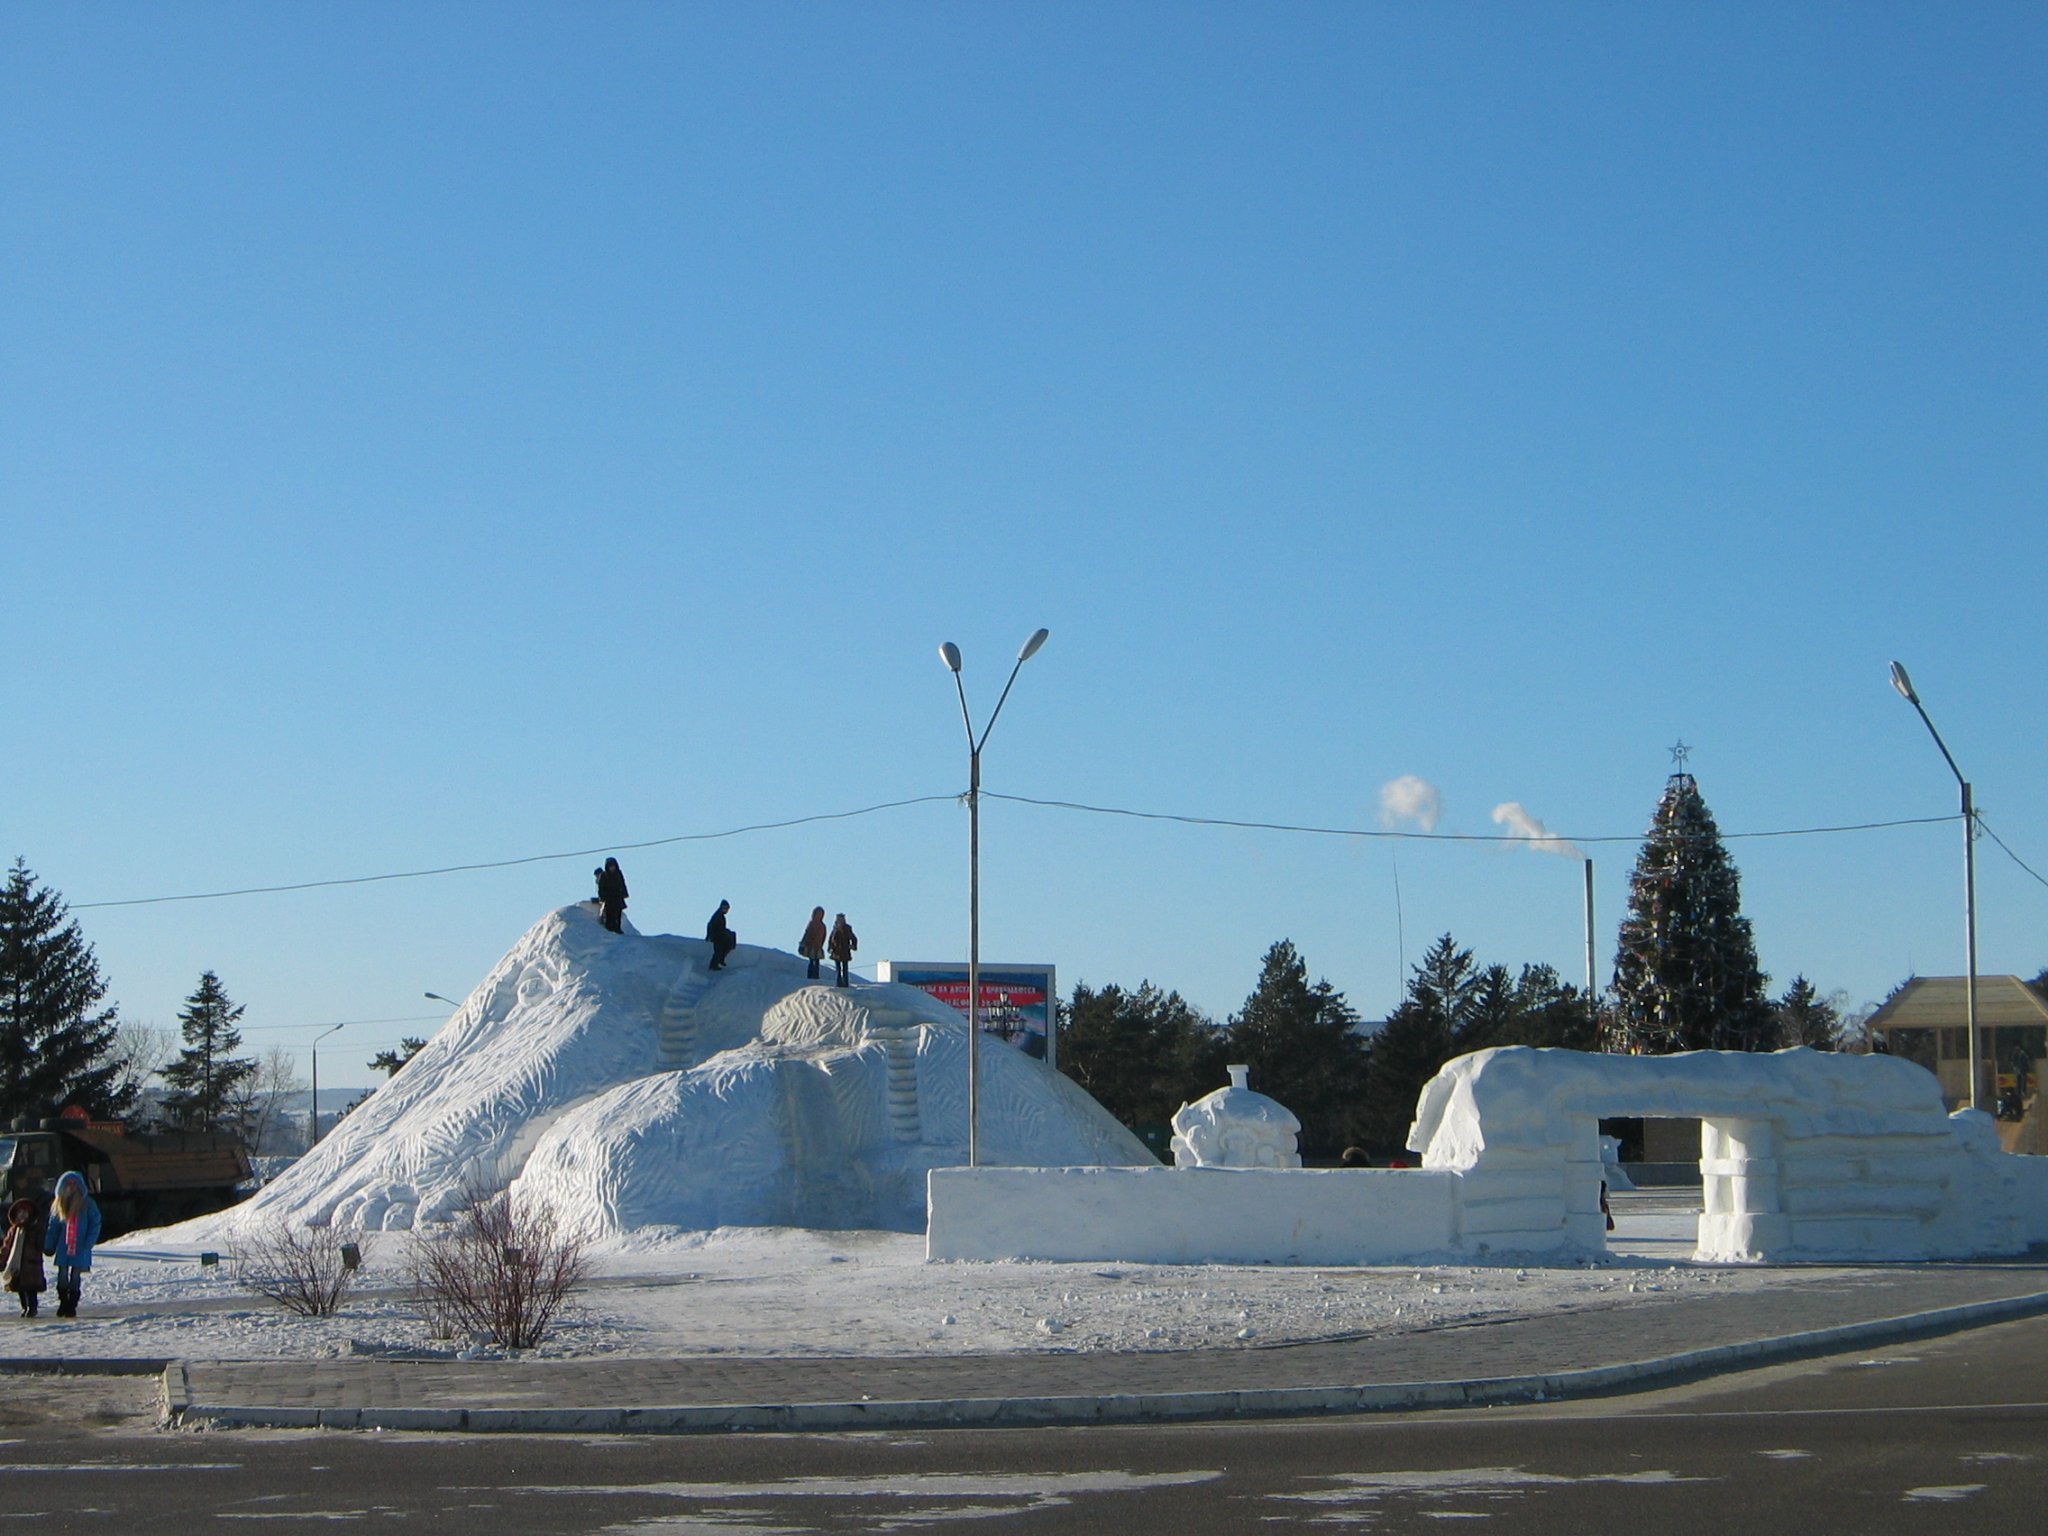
927, 1165, 1460, 1265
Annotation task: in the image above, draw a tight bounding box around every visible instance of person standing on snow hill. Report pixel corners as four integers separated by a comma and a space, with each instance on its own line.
2, 1197, 47, 1318
706, 900, 738, 970
596, 857, 629, 934
828, 913, 858, 987
798, 906, 828, 980
43, 1171, 99, 1319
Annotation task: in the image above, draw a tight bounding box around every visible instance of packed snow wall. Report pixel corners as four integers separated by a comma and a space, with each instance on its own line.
162, 904, 1151, 1242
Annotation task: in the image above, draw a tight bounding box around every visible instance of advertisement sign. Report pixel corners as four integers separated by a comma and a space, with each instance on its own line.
875, 961, 1057, 1066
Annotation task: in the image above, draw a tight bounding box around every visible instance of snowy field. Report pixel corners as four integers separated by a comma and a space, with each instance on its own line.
0, 1194, 1834, 1364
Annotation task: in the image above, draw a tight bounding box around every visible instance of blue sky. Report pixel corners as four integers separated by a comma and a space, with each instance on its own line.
5, 3, 2043, 1087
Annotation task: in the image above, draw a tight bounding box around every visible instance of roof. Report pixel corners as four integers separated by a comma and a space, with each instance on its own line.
1866, 976, 2048, 1032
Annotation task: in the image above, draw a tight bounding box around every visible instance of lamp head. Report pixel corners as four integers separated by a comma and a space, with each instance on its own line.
1017, 627, 1050, 663
1888, 660, 1919, 705
939, 641, 962, 673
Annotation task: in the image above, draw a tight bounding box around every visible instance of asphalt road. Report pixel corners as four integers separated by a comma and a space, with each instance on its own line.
6, 1314, 2046, 1533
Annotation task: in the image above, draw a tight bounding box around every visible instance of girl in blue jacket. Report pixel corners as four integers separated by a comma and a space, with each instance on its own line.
43, 1171, 101, 1318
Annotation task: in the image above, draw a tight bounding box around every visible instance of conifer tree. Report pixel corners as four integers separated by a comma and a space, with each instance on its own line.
1772, 975, 1842, 1050
1607, 771, 1773, 1053
369, 1037, 429, 1079
1359, 935, 1605, 1152
1221, 941, 1368, 1158
159, 970, 257, 1131
0, 859, 132, 1123
1059, 982, 1221, 1137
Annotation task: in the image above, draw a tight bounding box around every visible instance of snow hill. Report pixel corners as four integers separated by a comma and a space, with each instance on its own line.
179, 904, 1151, 1242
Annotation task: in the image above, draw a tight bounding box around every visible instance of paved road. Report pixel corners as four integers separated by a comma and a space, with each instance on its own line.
8, 1314, 2046, 1532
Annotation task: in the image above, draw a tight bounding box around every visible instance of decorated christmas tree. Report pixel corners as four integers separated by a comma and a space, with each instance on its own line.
1606, 766, 1774, 1053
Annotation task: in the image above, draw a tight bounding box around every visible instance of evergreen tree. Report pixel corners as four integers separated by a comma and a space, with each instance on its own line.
1607, 771, 1773, 1053
1221, 941, 1368, 1159
1361, 939, 1602, 1151
1486, 964, 1599, 1051
369, 1037, 429, 1079
1059, 983, 1220, 1135
1772, 975, 1842, 1050
159, 970, 257, 1131
0, 859, 132, 1123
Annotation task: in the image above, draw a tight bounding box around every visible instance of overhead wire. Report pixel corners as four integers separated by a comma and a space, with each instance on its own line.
1976, 816, 2048, 893
64, 787, 1999, 913
74, 794, 959, 910
982, 792, 1961, 845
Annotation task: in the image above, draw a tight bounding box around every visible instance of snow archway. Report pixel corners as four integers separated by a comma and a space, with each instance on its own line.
1408, 1046, 2048, 1262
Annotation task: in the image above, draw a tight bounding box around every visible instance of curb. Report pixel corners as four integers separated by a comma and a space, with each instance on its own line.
166, 1286, 2048, 1435
0, 1356, 177, 1376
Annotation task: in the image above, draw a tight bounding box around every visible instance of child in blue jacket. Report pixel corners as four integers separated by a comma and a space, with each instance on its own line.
43, 1171, 100, 1319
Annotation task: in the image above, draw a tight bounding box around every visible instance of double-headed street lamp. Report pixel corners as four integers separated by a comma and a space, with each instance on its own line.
939, 627, 1050, 1166
1889, 660, 1982, 1111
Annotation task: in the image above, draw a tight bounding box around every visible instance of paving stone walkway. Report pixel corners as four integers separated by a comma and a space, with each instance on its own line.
168, 1260, 2048, 1433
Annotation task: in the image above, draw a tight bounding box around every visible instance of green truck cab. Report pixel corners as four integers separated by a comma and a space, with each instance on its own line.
0, 1109, 252, 1238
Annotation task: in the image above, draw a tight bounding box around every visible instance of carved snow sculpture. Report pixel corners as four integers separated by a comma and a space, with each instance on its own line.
1170, 1064, 1302, 1169
928, 1045, 2048, 1265
154, 904, 1151, 1242
1408, 1045, 2048, 1262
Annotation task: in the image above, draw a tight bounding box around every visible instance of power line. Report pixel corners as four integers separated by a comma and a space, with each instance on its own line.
67, 790, 1980, 915
982, 792, 1960, 846
237, 1013, 449, 1035
75, 795, 958, 910
1977, 816, 2048, 893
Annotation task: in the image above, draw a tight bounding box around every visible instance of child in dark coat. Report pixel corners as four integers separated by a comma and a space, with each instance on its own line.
798, 906, 828, 980
1, 1197, 45, 1318
828, 913, 858, 987
596, 857, 629, 934
706, 900, 738, 970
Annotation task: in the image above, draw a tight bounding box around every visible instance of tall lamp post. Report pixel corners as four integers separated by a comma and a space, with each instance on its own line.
308, 1022, 345, 1147
424, 992, 461, 1009
1889, 660, 1982, 1111
939, 627, 1050, 1166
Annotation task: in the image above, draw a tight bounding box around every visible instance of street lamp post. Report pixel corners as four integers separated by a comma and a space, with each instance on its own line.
308, 1022, 346, 1147
939, 627, 1050, 1167
424, 992, 461, 1010
1889, 660, 1982, 1111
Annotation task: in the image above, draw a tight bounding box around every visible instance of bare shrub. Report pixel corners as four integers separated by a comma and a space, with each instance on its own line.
230, 1220, 366, 1317
405, 1188, 587, 1350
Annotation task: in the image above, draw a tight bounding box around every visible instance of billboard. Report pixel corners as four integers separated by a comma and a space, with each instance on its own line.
875, 961, 1058, 1066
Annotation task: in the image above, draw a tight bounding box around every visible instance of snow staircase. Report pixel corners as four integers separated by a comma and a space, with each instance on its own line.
656, 964, 713, 1069
863, 1005, 926, 1143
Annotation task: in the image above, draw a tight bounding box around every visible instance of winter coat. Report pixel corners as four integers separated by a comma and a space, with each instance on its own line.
43, 1172, 101, 1270
1, 1202, 45, 1296
706, 903, 734, 946
597, 861, 628, 908
798, 914, 828, 960
828, 919, 858, 964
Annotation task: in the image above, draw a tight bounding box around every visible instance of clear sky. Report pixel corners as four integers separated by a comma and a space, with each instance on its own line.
5, 3, 2043, 1088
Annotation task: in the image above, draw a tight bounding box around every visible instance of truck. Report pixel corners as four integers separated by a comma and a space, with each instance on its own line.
0, 1109, 253, 1238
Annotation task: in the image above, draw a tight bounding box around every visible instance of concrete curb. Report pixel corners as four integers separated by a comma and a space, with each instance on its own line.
166, 1286, 2048, 1435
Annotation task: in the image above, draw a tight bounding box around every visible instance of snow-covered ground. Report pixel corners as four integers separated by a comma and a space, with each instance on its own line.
0, 1195, 1822, 1363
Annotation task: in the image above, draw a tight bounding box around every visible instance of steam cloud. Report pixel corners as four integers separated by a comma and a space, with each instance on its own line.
1491, 802, 1581, 858
1379, 775, 1442, 833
